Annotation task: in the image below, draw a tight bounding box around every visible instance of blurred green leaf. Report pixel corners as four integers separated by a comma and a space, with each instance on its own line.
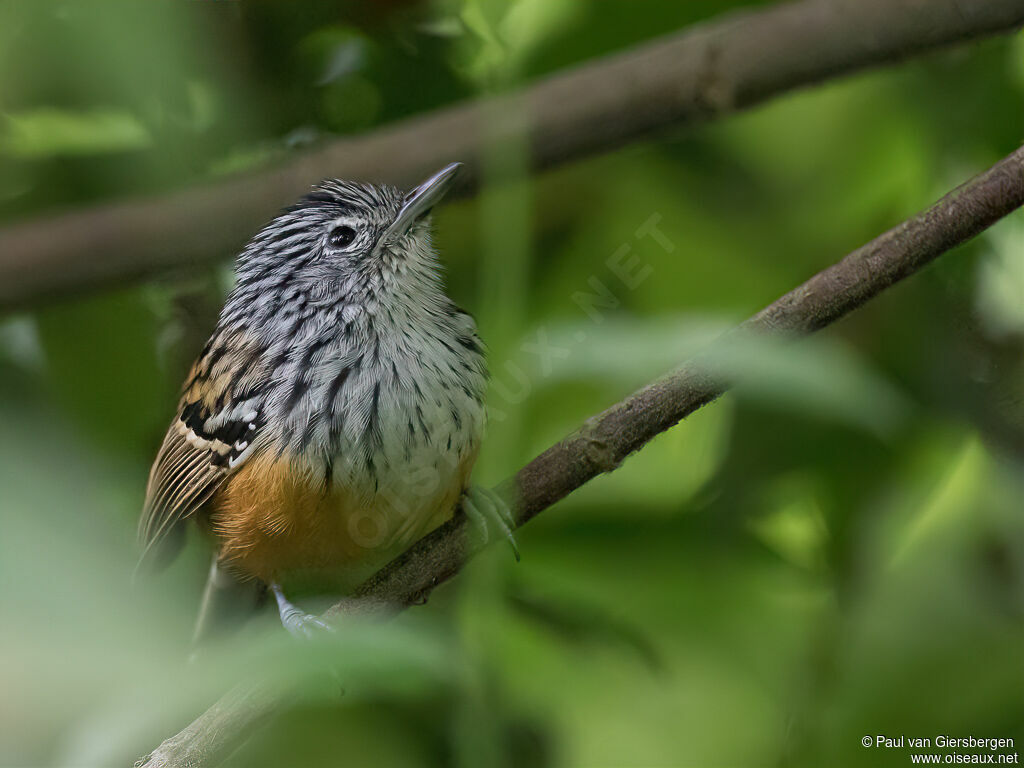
522, 315, 910, 436
0, 107, 151, 158
702, 330, 912, 438
508, 586, 665, 672
889, 435, 988, 567
749, 474, 828, 571
976, 215, 1024, 338
452, 0, 582, 83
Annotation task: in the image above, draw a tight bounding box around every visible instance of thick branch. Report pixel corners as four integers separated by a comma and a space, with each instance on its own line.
5, 0, 1024, 310
140, 144, 1024, 768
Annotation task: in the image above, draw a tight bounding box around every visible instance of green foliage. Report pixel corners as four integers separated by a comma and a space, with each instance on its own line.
1, 2, 1023, 767
0, 107, 152, 158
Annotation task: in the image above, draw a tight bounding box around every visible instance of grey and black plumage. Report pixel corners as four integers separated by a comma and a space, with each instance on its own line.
139, 164, 492, 634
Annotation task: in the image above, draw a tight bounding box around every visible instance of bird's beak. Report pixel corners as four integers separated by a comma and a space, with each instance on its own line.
384, 162, 462, 241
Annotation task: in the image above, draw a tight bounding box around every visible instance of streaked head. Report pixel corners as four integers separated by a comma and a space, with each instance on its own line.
233, 163, 462, 308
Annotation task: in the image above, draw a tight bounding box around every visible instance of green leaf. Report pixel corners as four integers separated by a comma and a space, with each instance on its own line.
976, 215, 1024, 337
521, 315, 910, 437
0, 107, 151, 158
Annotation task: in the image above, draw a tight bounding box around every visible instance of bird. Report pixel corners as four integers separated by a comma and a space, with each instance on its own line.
137, 163, 514, 638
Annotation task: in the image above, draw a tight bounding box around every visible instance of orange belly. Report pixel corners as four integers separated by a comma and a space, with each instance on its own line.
211, 450, 475, 586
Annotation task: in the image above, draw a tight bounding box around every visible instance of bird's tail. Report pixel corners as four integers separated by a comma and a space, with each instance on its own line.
191, 555, 263, 649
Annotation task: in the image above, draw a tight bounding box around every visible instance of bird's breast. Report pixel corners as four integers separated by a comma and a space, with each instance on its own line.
212, 442, 477, 588
213, 318, 487, 585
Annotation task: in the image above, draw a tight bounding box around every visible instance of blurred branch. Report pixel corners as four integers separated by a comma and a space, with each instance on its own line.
5, 0, 1024, 310
139, 141, 1024, 767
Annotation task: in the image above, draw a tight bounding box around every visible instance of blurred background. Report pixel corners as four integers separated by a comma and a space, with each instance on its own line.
2, 1, 1024, 766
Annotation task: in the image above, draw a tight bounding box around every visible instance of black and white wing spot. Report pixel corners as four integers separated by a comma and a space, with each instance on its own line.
179, 401, 261, 469
137, 401, 263, 570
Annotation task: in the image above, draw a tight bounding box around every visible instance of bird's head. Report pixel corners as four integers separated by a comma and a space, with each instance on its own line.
233, 163, 462, 312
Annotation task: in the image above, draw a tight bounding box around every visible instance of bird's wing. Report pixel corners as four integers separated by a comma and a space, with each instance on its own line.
138, 340, 267, 572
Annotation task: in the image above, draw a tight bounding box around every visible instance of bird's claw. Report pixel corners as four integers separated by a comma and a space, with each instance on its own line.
463, 485, 520, 561
271, 582, 334, 639
280, 606, 333, 639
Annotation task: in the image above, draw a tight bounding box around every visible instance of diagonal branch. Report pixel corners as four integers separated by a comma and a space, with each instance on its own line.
140, 143, 1024, 768
4, 0, 1024, 310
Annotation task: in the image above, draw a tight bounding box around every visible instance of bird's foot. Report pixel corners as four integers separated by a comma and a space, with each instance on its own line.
462, 485, 520, 561
271, 583, 333, 639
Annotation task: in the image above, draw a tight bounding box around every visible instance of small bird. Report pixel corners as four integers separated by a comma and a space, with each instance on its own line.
138, 163, 512, 637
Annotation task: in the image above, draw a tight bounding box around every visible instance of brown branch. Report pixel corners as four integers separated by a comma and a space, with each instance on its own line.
5, 0, 1024, 311
139, 142, 1024, 768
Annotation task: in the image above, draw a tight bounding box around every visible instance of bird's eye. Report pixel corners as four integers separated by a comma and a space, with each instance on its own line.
328, 225, 357, 248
